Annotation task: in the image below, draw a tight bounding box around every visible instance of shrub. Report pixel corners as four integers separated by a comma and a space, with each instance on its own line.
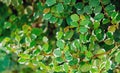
0, 0, 120, 73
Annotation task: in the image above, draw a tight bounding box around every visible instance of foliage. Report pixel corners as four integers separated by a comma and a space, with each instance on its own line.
0, 0, 120, 73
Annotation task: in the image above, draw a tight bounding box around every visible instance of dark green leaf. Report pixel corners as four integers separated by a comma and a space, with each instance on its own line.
4, 22, 11, 29
89, 0, 100, 7
94, 13, 104, 21
94, 6, 102, 13
84, 5, 92, 14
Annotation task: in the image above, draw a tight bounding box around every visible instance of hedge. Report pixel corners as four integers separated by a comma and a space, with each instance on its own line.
0, 0, 120, 73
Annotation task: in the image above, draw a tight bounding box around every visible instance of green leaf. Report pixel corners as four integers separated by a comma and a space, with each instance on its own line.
114, 29, 120, 42
108, 25, 116, 32
43, 36, 48, 43
90, 68, 98, 73
66, 17, 72, 25
105, 4, 115, 12
102, 18, 110, 24
94, 29, 102, 35
57, 19, 63, 26
56, 39, 65, 49
116, 13, 120, 23
19, 54, 30, 59
63, 63, 69, 72
86, 51, 93, 58
73, 39, 80, 49
63, 45, 69, 52
93, 21, 100, 29
71, 14, 79, 21
33, 48, 41, 55
54, 66, 62, 72
4, 22, 11, 29
9, 15, 16, 21
106, 32, 113, 39
56, 31, 63, 40
96, 33, 105, 41
80, 19, 90, 26
94, 6, 102, 13
63, 0, 71, 4
96, 49, 106, 59
31, 28, 42, 36
77, 9, 84, 14
49, 16, 58, 23
89, 35, 96, 43
64, 30, 74, 40
94, 13, 104, 21
110, 12, 118, 20
22, 24, 31, 33
70, 21, 79, 27
46, 0, 56, 6
81, 45, 87, 53
56, 3, 64, 13
43, 43, 49, 52
43, 13, 52, 20
51, 5, 57, 13
69, 58, 78, 66
80, 63, 91, 72
53, 48, 62, 57
105, 60, 111, 70
79, 27, 88, 34
30, 40, 36, 47
104, 38, 114, 45
39, 62, 46, 69
89, 0, 100, 7
79, 34, 88, 43
55, 57, 64, 63
115, 52, 120, 63
18, 58, 28, 64
84, 5, 92, 14
74, 2, 84, 10
65, 51, 73, 61
31, 34, 37, 40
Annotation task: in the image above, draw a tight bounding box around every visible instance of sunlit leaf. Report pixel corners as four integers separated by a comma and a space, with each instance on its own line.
53, 48, 62, 57
56, 39, 65, 49
115, 52, 120, 63
46, 0, 56, 6
71, 14, 79, 21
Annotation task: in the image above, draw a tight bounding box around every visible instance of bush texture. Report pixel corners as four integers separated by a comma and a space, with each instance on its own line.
0, 0, 120, 73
